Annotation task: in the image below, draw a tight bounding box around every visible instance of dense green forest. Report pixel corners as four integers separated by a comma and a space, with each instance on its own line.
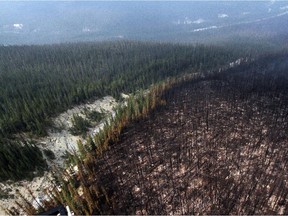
0, 41, 243, 181
0, 41, 240, 136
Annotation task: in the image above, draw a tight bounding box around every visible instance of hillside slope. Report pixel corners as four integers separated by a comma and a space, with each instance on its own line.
21, 53, 288, 215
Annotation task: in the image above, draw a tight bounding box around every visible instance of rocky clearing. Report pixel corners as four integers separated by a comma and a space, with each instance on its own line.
0, 96, 118, 215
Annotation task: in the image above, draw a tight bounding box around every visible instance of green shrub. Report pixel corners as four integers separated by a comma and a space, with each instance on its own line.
86, 110, 105, 122
43, 149, 56, 160
69, 114, 91, 136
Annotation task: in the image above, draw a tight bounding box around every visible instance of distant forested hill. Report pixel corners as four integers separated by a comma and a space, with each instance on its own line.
1, 1, 288, 45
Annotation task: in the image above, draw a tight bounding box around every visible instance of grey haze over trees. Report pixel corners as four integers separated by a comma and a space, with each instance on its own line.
1, 1, 288, 45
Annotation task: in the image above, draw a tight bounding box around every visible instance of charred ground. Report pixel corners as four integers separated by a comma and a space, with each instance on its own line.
87, 55, 288, 214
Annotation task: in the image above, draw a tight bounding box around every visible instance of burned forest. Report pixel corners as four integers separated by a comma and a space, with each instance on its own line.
30, 53, 288, 215
3, 2, 288, 215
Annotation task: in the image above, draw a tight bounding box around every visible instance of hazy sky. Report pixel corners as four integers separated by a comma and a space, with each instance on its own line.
1, 1, 288, 44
